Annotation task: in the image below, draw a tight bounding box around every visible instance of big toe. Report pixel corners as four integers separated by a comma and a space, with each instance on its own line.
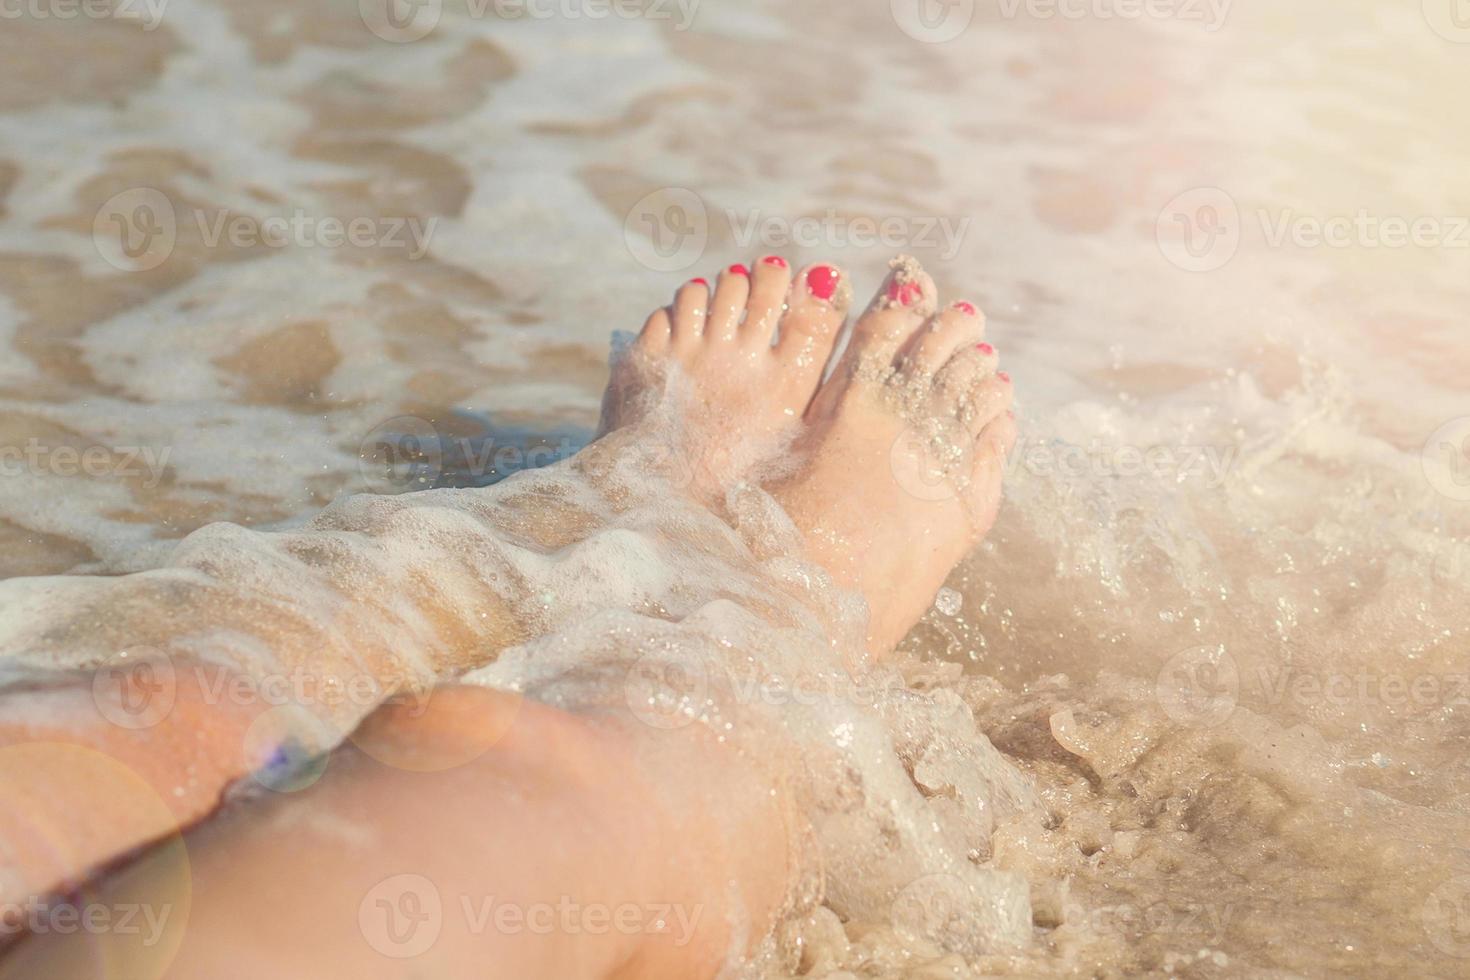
841, 255, 939, 375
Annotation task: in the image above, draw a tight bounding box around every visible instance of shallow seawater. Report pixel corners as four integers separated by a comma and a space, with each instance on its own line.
1, 0, 1468, 977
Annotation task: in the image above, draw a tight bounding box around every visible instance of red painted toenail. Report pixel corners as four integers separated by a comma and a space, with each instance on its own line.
955, 301, 978, 316
977, 342, 995, 355
807, 265, 840, 301
762, 256, 788, 268
997, 370, 1011, 383
887, 281, 922, 306
691, 278, 709, 288
728, 263, 750, 277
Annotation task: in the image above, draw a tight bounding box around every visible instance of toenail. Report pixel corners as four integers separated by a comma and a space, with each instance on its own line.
997, 370, 1011, 383
762, 256, 788, 268
954, 301, 978, 316
728, 263, 750, 277
977, 342, 995, 355
887, 281, 922, 307
807, 265, 840, 301
691, 278, 709, 287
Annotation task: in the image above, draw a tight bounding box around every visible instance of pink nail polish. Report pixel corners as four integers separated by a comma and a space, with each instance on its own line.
728, 263, 750, 278
887, 280, 922, 307
807, 265, 840, 301
954, 301, 978, 316
997, 370, 1011, 383
691, 278, 709, 288
977, 342, 995, 355
762, 256, 788, 268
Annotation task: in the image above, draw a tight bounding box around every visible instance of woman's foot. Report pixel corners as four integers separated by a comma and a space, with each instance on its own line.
772, 256, 1018, 656
599, 256, 852, 489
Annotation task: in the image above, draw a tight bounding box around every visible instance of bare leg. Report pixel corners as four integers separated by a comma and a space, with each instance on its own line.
1, 256, 1019, 975
2, 687, 790, 978
0, 666, 267, 914
0, 255, 855, 910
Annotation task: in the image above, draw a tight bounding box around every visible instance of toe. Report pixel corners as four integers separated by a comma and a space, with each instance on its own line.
973, 411, 1019, 482
901, 300, 987, 377
706, 264, 752, 342
934, 341, 998, 402
636, 308, 672, 355
838, 255, 939, 372
740, 255, 795, 348
775, 262, 849, 365
670, 277, 711, 348
958, 371, 1014, 436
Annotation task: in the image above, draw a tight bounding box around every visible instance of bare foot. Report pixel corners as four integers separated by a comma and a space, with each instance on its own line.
598, 256, 852, 489
772, 256, 1018, 656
